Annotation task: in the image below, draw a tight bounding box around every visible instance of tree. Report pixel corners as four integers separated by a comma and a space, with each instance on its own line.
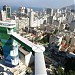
53, 29, 58, 34
57, 66, 64, 75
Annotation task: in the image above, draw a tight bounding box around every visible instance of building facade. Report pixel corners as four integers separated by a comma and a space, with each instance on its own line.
3, 5, 11, 18
0, 20, 19, 67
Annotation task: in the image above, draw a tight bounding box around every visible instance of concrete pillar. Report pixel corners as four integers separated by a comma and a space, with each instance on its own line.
32, 45, 47, 75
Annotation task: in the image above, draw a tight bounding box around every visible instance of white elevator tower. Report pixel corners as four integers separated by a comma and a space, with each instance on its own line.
32, 45, 47, 75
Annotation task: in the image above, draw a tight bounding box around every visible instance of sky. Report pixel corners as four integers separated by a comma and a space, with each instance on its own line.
0, 0, 74, 8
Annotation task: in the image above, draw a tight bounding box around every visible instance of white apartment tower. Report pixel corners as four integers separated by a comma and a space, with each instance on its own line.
1, 10, 6, 21
29, 9, 34, 27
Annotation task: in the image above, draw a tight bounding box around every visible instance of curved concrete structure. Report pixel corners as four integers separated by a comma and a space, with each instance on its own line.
0, 20, 47, 74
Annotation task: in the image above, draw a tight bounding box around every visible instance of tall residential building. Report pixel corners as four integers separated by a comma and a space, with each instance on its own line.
19, 7, 25, 14
29, 9, 34, 27
46, 8, 54, 16
46, 8, 52, 15
3, 5, 11, 18
1, 10, 6, 21
0, 11, 2, 21
47, 16, 53, 24
25, 8, 31, 15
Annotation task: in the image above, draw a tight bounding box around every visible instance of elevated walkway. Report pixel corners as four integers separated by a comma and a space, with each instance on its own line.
11, 32, 35, 52
11, 32, 47, 75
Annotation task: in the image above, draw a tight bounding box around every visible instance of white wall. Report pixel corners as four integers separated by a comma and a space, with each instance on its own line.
1, 10, 6, 21
25, 52, 34, 66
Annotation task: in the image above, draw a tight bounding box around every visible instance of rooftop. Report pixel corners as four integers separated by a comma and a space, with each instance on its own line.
19, 47, 30, 55
0, 59, 26, 75
0, 20, 16, 28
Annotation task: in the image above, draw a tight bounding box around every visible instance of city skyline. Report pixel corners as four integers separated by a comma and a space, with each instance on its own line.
0, 0, 74, 8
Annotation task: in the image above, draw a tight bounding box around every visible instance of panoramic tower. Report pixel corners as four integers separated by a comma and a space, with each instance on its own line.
0, 19, 47, 74
0, 20, 19, 67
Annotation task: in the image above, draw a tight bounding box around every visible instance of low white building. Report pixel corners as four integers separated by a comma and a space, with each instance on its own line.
19, 47, 34, 66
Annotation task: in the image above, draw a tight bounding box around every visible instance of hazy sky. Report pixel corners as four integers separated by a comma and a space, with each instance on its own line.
0, 0, 74, 8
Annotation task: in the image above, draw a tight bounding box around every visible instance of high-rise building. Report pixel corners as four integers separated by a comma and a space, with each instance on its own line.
1, 10, 6, 21
46, 8, 54, 16
26, 8, 31, 14
18, 7, 25, 14
47, 16, 53, 24
46, 8, 51, 15
3, 5, 11, 18
0, 11, 2, 21
29, 9, 34, 27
